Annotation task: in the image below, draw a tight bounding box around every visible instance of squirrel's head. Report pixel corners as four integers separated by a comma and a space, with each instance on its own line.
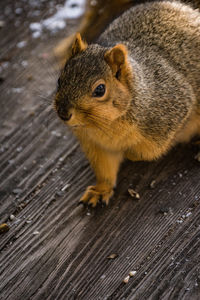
54, 33, 133, 136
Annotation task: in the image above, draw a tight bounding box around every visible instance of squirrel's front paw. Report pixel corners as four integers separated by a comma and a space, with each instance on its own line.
79, 185, 113, 207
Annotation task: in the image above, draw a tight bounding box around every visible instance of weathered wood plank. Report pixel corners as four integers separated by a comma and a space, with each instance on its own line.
1, 143, 200, 300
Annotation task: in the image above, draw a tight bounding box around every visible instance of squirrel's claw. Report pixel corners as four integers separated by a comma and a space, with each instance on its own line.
88, 196, 100, 208
80, 185, 113, 207
101, 192, 113, 206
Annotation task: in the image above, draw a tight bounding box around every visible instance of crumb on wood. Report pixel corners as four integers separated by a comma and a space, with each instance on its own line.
150, 180, 156, 189
10, 214, 15, 221
33, 231, 40, 235
123, 275, 130, 284
129, 270, 137, 277
128, 188, 140, 199
107, 253, 118, 259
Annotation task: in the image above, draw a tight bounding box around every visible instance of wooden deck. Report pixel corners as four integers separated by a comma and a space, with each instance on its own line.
1, 1, 200, 299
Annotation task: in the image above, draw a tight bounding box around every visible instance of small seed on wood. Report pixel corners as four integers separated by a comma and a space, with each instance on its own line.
26, 220, 32, 224
107, 253, 118, 259
129, 270, 137, 277
61, 183, 70, 191
123, 275, 130, 284
33, 231, 40, 235
150, 180, 156, 189
10, 214, 15, 221
128, 188, 140, 199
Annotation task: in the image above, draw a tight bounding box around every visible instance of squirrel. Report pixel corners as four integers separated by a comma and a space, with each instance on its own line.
54, 1, 200, 207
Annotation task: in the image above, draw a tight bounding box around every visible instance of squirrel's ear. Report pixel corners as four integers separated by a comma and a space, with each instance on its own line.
71, 33, 88, 57
104, 44, 128, 77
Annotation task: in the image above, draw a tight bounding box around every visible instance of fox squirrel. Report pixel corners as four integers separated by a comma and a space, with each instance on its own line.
54, 1, 200, 207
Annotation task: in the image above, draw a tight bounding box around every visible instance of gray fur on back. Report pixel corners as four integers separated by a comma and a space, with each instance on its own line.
98, 1, 200, 140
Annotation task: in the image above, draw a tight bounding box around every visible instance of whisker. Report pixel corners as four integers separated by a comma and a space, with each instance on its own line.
87, 117, 112, 138
37, 94, 53, 104
84, 113, 114, 138
43, 109, 58, 129
86, 109, 129, 139
77, 107, 115, 135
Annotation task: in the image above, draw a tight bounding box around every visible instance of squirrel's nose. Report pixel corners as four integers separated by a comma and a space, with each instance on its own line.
58, 108, 72, 121
64, 113, 72, 121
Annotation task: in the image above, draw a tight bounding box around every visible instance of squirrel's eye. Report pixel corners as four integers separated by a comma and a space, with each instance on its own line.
92, 84, 106, 98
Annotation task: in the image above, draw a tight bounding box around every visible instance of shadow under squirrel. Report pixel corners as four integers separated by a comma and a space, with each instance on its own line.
54, 1, 200, 207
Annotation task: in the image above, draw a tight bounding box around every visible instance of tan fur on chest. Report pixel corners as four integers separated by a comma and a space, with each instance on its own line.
82, 120, 139, 151
78, 120, 170, 161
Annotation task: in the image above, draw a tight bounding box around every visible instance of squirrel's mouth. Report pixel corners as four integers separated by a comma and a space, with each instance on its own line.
70, 124, 84, 129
